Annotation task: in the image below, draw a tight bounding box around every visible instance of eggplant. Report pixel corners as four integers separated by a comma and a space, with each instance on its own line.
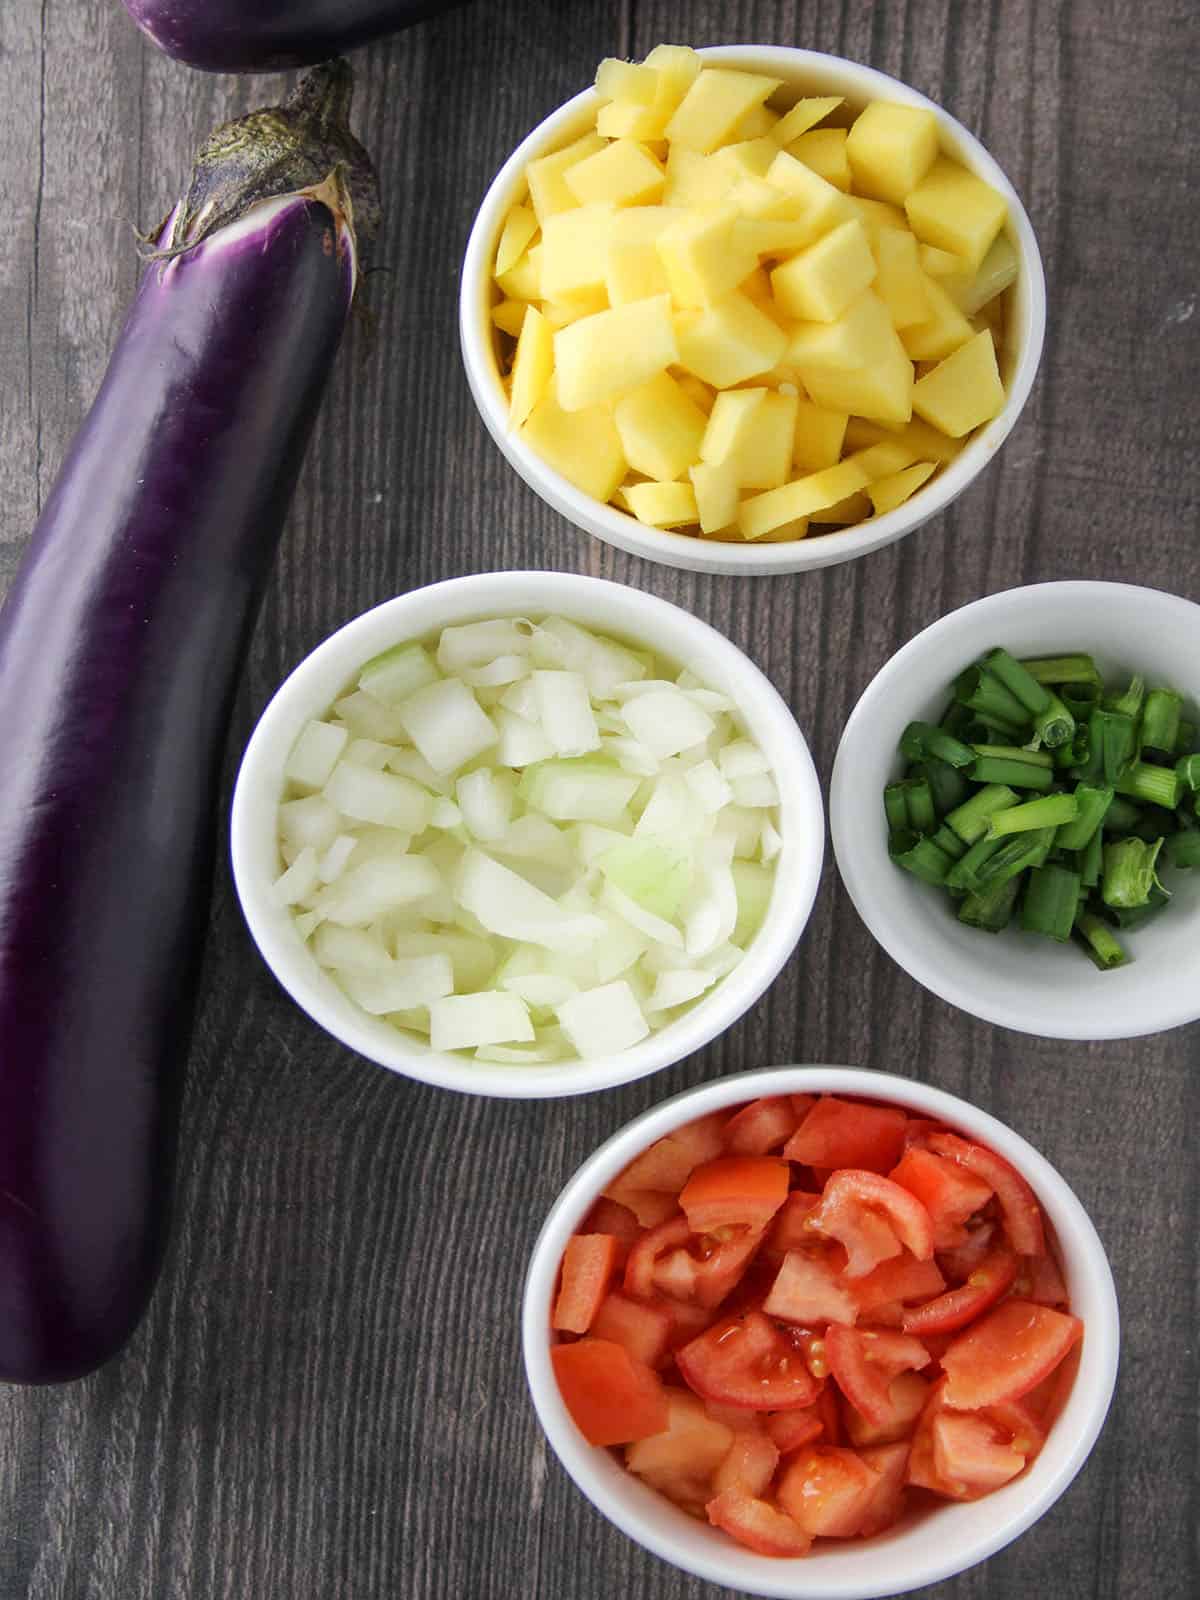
121, 0, 467, 73
0, 63, 379, 1384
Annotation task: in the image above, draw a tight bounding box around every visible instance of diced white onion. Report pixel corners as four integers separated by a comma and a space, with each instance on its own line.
522, 760, 640, 824
463, 653, 529, 688
323, 763, 432, 832
279, 795, 340, 856
316, 858, 442, 926
533, 670, 601, 756
457, 848, 605, 949
273, 847, 320, 906
313, 923, 394, 973
342, 738, 393, 770
719, 739, 772, 780
318, 834, 357, 883
285, 720, 348, 788
359, 642, 439, 705
457, 768, 514, 842
496, 707, 555, 768
760, 819, 783, 862
556, 980, 650, 1057
684, 759, 734, 814
731, 772, 781, 808
600, 879, 683, 948
340, 954, 455, 1015
333, 690, 411, 743
430, 991, 534, 1051
437, 619, 533, 672
493, 814, 574, 868
621, 688, 715, 759
397, 678, 498, 774
644, 969, 716, 1012
602, 735, 660, 777
502, 972, 579, 1010
430, 797, 463, 830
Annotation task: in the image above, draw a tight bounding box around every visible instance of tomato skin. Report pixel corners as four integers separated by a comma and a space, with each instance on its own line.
777, 1445, 882, 1537
784, 1097, 908, 1174
763, 1249, 859, 1327
706, 1487, 812, 1556
936, 1220, 997, 1284
856, 1441, 910, 1537
625, 1216, 691, 1302
900, 1244, 1018, 1336
806, 1170, 935, 1277
677, 1311, 823, 1412
1018, 1250, 1069, 1307
552, 1234, 620, 1334
927, 1132, 1045, 1256
722, 1096, 801, 1155
581, 1197, 643, 1265
850, 1252, 946, 1315
843, 1369, 930, 1447
552, 1338, 669, 1447
680, 1155, 791, 1233
826, 1325, 930, 1427
765, 1402, 825, 1454
941, 1300, 1083, 1409
606, 1112, 728, 1209
932, 1412, 1026, 1494
889, 1147, 993, 1249
589, 1291, 672, 1369
713, 1431, 781, 1497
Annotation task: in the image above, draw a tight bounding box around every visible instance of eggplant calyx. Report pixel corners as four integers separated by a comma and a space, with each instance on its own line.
140, 59, 380, 263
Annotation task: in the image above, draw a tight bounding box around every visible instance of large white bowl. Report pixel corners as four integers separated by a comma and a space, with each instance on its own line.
230, 571, 824, 1098
460, 44, 1046, 576
831, 581, 1200, 1040
523, 1064, 1119, 1599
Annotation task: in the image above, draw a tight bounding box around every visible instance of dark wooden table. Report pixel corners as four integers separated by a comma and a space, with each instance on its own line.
1, 2, 1197, 1596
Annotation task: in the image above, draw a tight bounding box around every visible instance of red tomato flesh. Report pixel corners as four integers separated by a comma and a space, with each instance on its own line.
927, 1132, 1045, 1256
764, 1191, 824, 1260
826, 1325, 931, 1427
851, 1252, 946, 1315
843, 1369, 930, 1447
856, 1440, 910, 1537
722, 1096, 801, 1155
932, 1412, 1026, 1494
552, 1233, 619, 1334
581, 1197, 643, 1265
777, 1445, 882, 1537
900, 1244, 1018, 1336
889, 1147, 993, 1249
677, 1311, 822, 1412
940, 1300, 1083, 1409
706, 1487, 812, 1556
713, 1431, 781, 1497
766, 1402, 825, 1454
552, 1338, 669, 1447
806, 1170, 935, 1277
589, 1291, 672, 1369
626, 1390, 734, 1513
784, 1097, 907, 1174
1019, 1250, 1069, 1307
680, 1155, 791, 1233
764, 1249, 859, 1327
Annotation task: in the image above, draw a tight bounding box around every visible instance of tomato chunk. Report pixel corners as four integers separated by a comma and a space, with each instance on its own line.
777, 1445, 881, 1537
1018, 1250, 1069, 1307
889, 1147, 993, 1249
856, 1440, 910, 1537
764, 1191, 824, 1260
626, 1390, 733, 1513
765, 1402, 825, 1454
843, 1369, 930, 1447
940, 1300, 1083, 1409
680, 1155, 791, 1233
937, 1220, 997, 1284
932, 1412, 1026, 1494
927, 1132, 1045, 1256
713, 1431, 781, 1497
764, 1249, 859, 1326
806, 1170, 935, 1277
984, 1397, 1047, 1458
851, 1251, 946, 1315
722, 1096, 801, 1155
606, 1111, 727, 1203
611, 1189, 682, 1228
624, 1216, 691, 1301
677, 1310, 822, 1412
900, 1243, 1018, 1336
552, 1338, 669, 1447
826, 1325, 930, 1427
589, 1291, 672, 1368
784, 1097, 907, 1174
552, 1234, 619, 1334
581, 1197, 643, 1265
706, 1487, 812, 1556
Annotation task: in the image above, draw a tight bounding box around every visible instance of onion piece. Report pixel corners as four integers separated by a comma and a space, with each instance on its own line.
340, 954, 455, 1015
456, 768, 515, 842
621, 688, 715, 759
285, 720, 348, 788
437, 619, 533, 672
323, 763, 432, 832
644, 969, 716, 1011
556, 980, 650, 1057
273, 847, 320, 906
533, 670, 601, 756
457, 848, 605, 949
358, 641, 439, 705
430, 991, 534, 1051
396, 678, 498, 774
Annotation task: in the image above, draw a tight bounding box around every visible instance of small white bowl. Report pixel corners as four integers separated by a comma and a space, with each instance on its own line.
523, 1064, 1119, 1599
831, 581, 1200, 1040
460, 44, 1046, 577
230, 571, 823, 1099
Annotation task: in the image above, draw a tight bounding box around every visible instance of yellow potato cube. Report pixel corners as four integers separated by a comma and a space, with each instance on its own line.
495, 203, 538, 276
674, 291, 788, 387
675, 373, 716, 414
790, 290, 914, 424
872, 227, 930, 328
735, 218, 823, 258
738, 263, 778, 314
750, 516, 811, 542
853, 440, 919, 477
904, 157, 1008, 273
494, 242, 543, 303
919, 242, 966, 279
663, 145, 735, 208
700, 388, 767, 465
613, 370, 708, 480
554, 294, 678, 411
852, 197, 910, 238
491, 298, 528, 338
665, 68, 783, 154
711, 137, 779, 180
623, 479, 699, 528
867, 460, 937, 515
656, 207, 761, 307
689, 458, 741, 532
739, 455, 874, 539
764, 151, 854, 242
771, 96, 844, 146
844, 415, 965, 464
729, 175, 807, 221
911, 329, 1005, 435
611, 206, 686, 243
526, 133, 607, 223
901, 275, 975, 361
540, 288, 608, 329
520, 378, 627, 501
846, 101, 940, 205
737, 391, 798, 488
607, 241, 671, 305
734, 103, 781, 140
771, 218, 877, 322
793, 399, 849, 472
950, 233, 1019, 315
595, 58, 658, 105
810, 491, 870, 524
601, 44, 702, 140
540, 205, 615, 300
564, 141, 665, 208
789, 128, 852, 191
508, 305, 554, 427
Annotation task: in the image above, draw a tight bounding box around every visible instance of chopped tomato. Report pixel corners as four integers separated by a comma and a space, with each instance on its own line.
680, 1155, 791, 1233
626, 1390, 733, 1513
706, 1487, 812, 1556
790, 1092, 817, 1122
607, 1111, 727, 1202
777, 1445, 882, 1537
552, 1338, 669, 1447
589, 1292, 672, 1369
927, 1132, 1045, 1256
936, 1220, 997, 1284
856, 1441, 910, 1537
764, 1190, 824, 1260
608, 1188, 682, 1228
851, 1252, 946, 1315
581, 1196, 643, 1265
1017, 1250, 1069, 1307
932, 1412, 1026, 1494
677, 1311, 822, 1412
703, 1398, 764, 1431
765, 1402, 825, 1454
889, 1146, 993, 1249
906, 1377, 968, 1499
713, 1431, 781, 1497
902, 1116, 950, 1150
723, 1096, 801, 1155
900, 1244, 1018, 1336
805, 1170, 935, 1277
816, 1383, 843, 1445
763, 1248, 859, 1326
661, 1295, 719, 1350
783, 1097, 907, 1174
844, 1369, 930, 1447
984, 1397, 1047, 1458
552, 1234, 620, 1334
624, 1216, 691, 1301
826, 1325, 930, 1427
940, 1300, 1083, 1409
858, 1299, 905, 1328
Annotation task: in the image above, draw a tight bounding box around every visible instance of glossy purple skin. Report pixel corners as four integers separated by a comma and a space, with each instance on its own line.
0, 198, 354, 1384
122, 0, 464, 72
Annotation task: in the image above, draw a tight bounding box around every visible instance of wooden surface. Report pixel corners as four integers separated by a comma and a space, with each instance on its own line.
1, 1, 1197, 1596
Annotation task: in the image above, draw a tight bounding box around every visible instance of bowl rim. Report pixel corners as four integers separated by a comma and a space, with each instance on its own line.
522, 1062, 1120, 1599
230, 571, 825, 1099
459, 42, 1048, 577
830, 579, 1200, 1040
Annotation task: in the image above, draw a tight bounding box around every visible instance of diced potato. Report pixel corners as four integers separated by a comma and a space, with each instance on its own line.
738, 263, 780, 315
949, 232, 1019, 315
736, 391, 798, 489
495, 204, 538, 276
656, 207, 761, 307
540, 204, 615, 299
665, 68, 783, 153
674, 373, 716, 414
689, 458, 741, 532
613, 370, 709, 480
810, 491, 870, 524
919, 242, 966, 278
710, 137, 778, 180
526, 132, 607, 223
904, 157, 1008, 272
852, 196, 910, 238
793, 399, 849, 472
728, 175, 806, 221
595, 58, 658, 105
735, 218, 823, 258
750, 515, 810, 542
491, 298, 528, 338
789, 128, 852, 191
911, 329, 1005, 435
520, 378, 627, 501
867, 460, 937, 515
900, 275, 975, 360
700, 388, 767, 466
846, 101, 940, 205
853, 440, 918, 477
844, 414, 965, 464
790, 290, 914, 424
539, 288, 608, 329
764, 150, 854, 242
674, 291, 788, 387
564, 140, 666, 208
508, 305, 554, 427
771, 95, 844, 146
494, 243, 542, 303
734, 102, 781, 140
739, 456, 874, 539
663, 145, 735, 208
771, 218, 877, 322
554, 294, 678, 410
607, 241, 671, 305
598, 46, 701, 140
624, 480, 699, 527
872, 227, 930, 328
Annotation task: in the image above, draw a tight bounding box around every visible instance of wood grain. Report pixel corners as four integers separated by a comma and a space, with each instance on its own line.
0, 1, 1197, 1597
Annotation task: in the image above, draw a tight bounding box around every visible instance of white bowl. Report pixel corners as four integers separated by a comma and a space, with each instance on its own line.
460, 44, 1046, 577
523, 1064, 1119, 1599
230, 571, 824, 1099
831, 580, 1200, 1040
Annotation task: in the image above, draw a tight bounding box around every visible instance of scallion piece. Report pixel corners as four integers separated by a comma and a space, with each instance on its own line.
1176, 719, 1196, 755
1055, 784, 1114, 850
1104, 673, 1144, 719
905, 777, 937, 835
930, 822, 968, 861
986, 792, 1079, 838
1115, 761, 1182, 811
940, 701, 975, 738
1101, 836, 1167, 909
1090, 709, 1138, 784
1061, 682, 1102, 715
919, 756, 972, 816
1165, 830, 1200, 869
982, 648, 1052, 716
899, 721, 976, 769
1020, 863, 1082, 942
968, 754, 1055, 791
1175, 753, 1200, 792
1029, 691, 1075, 751
1101, 884, 1170, 931
973, 827, 1057, 892
889, 829, 954, 887
954, 666, 1032, 731
946, 783, 1018, 844
1020, 654, 1102, 687
1079, 826, 1103, 888
1101, 795, 1141, 834
965, 709, 1027, 740
1074, 912, 1127, 971
958, 876, 1021, 932
1141, 687, 1181, 755
884, 782, 910, 835
945, 834, 1009, 893
970, 743, 1053, 768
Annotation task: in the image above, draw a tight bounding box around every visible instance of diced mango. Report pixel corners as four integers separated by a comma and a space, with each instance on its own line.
764, 150, 854, 242
949, 233, 1019, 315
595, 58, 658, 105
750, 515, 810, 542
771, 218, 877, 322
911, 329, 1005, 435
846, 102, 940, 205
771, 96, 844, 146
872, 227, 930, 328
526, 133, 607, 223
663, 145, 734, 208
734, 102, 781, 140
665, 68, 783, 153
554, 294, 678, 411
739, 456, 875, 539
793, 399, 849, 472
711, 137, 778, 180
607, 241, 671, 305
675, 373, 716, 414
540, 288, 608, 329
867, 460, 937, 515
624, 479, 699, 527
738, 263, 779, 315
601, 47, 700, 140
736, 391, 798, 488
735, 218, 824, 259
613, 370, 709, 480
491, 298, 528, 338
901, 275, 975, 360
656, 207, 761, 307
495, 203, 538, 276
565, 141, 666, 208
520, 378, 627, 501
540, 205, 614, 299
853, 440, 918, 477
919, 242, 966, 278
790, 290, 914, 424
674, 291, 788, 387
508, 304, 554, 427
728, 175, 807, 221
700, 388, 767, 465
789, 128, 852, 191
904, 157, 1008, 272
851, 197, 910, 238
494, 243, 542, 303
689, 458, 741, 532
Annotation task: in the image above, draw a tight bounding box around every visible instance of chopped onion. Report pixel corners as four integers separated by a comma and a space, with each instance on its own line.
621, 688, 715, 759
343, 738, 393, 770
684, 759, 733, 814
273, 847, 320, 906
495, 707, 555, 768
731, 772, 781, 808
316, 857, 442, 926
533, 670, 601, 756
457, 848, 605, 948
556, 980, 650, 1057
333, 690, 411, 743
279, 795, 340, 857
285, 720, 348, 788
463, 653, 529, 688
430, 991, 534, 1051
317, 834, 357, 883
313, 923, 394, 973
397, 678, 498, 774
340, 954, 455, 1015
358, 641, 439, 705
456, 768, 514, 842
323, 763, 432, 832
644, 969, 716, 1011
437, 618, 533, 672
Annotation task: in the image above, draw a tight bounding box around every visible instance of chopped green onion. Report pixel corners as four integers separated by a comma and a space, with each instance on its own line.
887, 777, 936, 835
1102, 836, 1166, 909
1078, 826, 1103, 888
958, 877, 1021, 932
946, 783, 1018, 844
884, 782, 910, 835
1104, 674, 1144, 719
1165, 830, 1200, 869
1101, 884, 1170, 931
955, 665, 1033, 730
968, 754, 1055, 791
1074, 912, 1127, 971
1101, 795, 1142, 834
1115, 761, 1181, 811
918, 756, 972, 816
946, 834, 1009, 893
930, 822, 968, 861
1175, 719, 1196, 755
940, 701, 975, 738
1020, 654, 1102, 687
899, 721, 976, 769
1020, 863, 1082, 942
970, 743, 1053, 769
1141, 687, 1182, 755
1030, 691, 1075, 750
1055, 784, 1113, 851
1175, 753, 1200, 792
986, 792, 1079, 838
973, 828, 1057, 892
1061, 682, 1102, 715
1090, 709, 1138, 784
981, 648, 1052, 716
965, 709, 1027, 740
889, 829, 955, 886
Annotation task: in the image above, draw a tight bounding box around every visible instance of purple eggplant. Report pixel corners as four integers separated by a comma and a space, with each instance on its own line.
0, 63, 379, 1384
121, 0, 467, 73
